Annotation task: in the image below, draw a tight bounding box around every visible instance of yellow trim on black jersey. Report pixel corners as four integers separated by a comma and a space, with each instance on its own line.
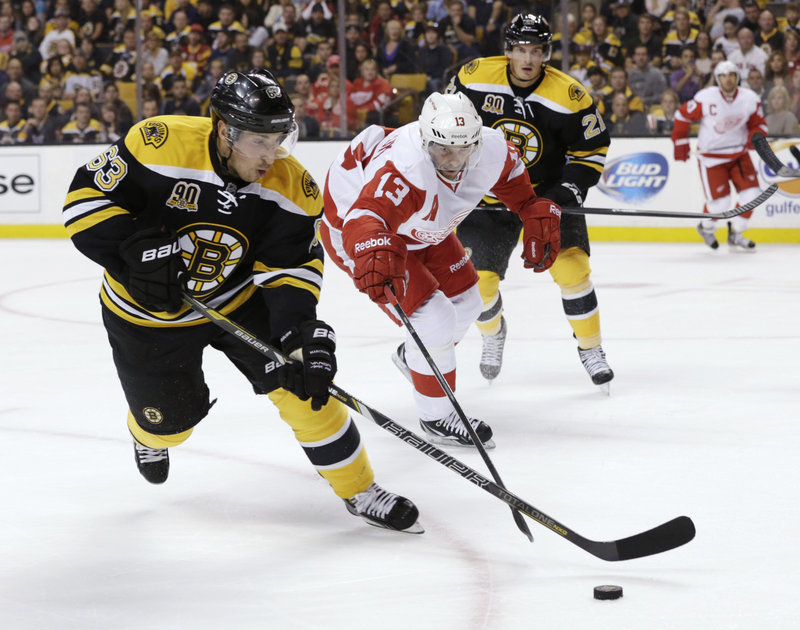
253, 258, 323, 299
65, 206, 131, 237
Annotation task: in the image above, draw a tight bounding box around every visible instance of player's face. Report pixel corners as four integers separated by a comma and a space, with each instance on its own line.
426, 142, 478, 180
718, 72, 738, 93
225, 128, 289, 181
507, 43, 546, 84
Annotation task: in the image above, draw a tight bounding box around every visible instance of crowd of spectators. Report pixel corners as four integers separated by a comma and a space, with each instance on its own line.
0, 0, 798, 145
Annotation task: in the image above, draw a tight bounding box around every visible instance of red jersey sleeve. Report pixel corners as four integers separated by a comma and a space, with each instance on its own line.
673, 98, 703, 143
489, 142, 539, 213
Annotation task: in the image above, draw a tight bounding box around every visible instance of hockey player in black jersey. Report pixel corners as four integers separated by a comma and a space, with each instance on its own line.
62, 68, 421, 533
447, 14, 615, 392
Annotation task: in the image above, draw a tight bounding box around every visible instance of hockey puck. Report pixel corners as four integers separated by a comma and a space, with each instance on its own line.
593, 585, 623, 600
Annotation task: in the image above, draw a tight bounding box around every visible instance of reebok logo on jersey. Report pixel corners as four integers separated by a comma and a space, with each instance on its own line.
549, 204, 561, 217
354, 236, 391, 253
449, 252, 470, 273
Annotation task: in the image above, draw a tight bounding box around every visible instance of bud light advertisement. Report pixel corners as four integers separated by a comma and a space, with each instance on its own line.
597, 152, 668, 203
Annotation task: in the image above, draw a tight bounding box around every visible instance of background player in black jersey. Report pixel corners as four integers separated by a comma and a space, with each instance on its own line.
447, 14, 615, 393
62, 68, 421, 534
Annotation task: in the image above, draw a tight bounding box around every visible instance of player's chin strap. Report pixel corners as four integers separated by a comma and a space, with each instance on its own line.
213, 127, 238, 178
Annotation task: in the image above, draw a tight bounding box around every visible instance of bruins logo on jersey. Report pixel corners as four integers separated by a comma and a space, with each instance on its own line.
141, 120, 168, 148
302, 170, 320, 199
493, 118, 542, 166
180, 224, 248, 295
464, 59, 480, 74
569, 84, 585, 102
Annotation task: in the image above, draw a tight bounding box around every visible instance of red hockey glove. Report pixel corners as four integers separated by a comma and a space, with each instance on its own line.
347, 231, 408, 304
519, 198, 561, 272
674, 142, 690, 162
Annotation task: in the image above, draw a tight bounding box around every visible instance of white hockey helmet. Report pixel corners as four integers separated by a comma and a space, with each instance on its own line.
419, 92, 483, 147
419, 92, 483, 182
714, 60, 740, 81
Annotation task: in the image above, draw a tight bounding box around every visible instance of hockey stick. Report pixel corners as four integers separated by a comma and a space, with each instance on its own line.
382, 285, 534, 543
789, 144, 800, 164
481, 184, 778, 220
751, 132, 800, 177
182, 292, 696, 561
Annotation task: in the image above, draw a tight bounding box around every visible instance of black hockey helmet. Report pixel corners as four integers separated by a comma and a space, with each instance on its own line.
504, 13, 553, 59
210, 68, 295, 135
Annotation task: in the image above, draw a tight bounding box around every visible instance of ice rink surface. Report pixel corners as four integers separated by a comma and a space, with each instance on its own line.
1, 238, 798, 630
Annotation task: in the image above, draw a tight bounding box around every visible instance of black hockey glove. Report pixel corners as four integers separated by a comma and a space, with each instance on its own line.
278, 320, 337, 411
119, 227, 185, 313
540, 183, 583, 208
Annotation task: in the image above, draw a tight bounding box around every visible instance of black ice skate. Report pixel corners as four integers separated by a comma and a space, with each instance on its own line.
345, 482, 424, 533
479, 316, 507, 382
727, 222, 756, 251
391, 343, 412, 383
578, 345, 614, 395
133, 440, 170, 484
696, 223, 719, 250
419, 411, 495, 449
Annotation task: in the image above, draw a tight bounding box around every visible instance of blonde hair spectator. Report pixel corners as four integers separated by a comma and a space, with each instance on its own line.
765, 85, 799, 135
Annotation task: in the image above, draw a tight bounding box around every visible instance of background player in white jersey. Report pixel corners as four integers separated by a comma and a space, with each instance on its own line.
672, 60, 768, 250
320, 92, 561, 448
447, 15, 614, 391
62, 68, 421, 534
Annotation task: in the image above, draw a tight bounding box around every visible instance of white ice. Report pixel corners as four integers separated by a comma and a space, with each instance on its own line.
1, 239, 798, 630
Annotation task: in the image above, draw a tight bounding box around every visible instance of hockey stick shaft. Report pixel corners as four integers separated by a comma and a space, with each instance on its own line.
382, 285, 534, 542
481, 184, 776, 220
182, 293, 696, 561
751, 132, 800, 177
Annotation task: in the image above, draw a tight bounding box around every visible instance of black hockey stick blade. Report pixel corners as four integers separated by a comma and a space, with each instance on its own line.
751, 132, 800, 178
182, 293, 696, 561
563, 183, 778, 220
790, 144, 800, 164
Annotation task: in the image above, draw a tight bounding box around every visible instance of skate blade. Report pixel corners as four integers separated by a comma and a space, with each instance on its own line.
391, 353, 413, 384
597, 382, 611, 396
364, 518, 425, 535
423, 433, 496, 450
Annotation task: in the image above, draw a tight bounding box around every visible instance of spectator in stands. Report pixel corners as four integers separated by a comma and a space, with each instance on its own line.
344, 23, 366, 78
628, 44, 666, 107
209, 30, 232, 64
695, 31, 714, 77
608, 91, 649, 136
100, 28, 138, 83
0, 100, 26, 144
715, 15, 741, 59
663, 8, 699, 72
208, 3, 246, 42
9, 29, 40, 82
264, 0, 292, 29
369, 2, 397, 52
748, 67, 767, 105
706, 0, 745, 41
78, 37, 102, 75
303, 2, 336, 54
63, 50, 102, 100
101, 81, 133, 132
469, 0, 504, 55
347, 41, 372, 81
610, 0, 637, 51
315, 73, 357, 138
586, 65, 607, 105
439, 0, 478, 63
167, 0, 199, 28
43, 57, 69, 93
75, 0, 107, 44
350, 58, 393, 123
765, 50, 790, 93
272, 2, 306, 51
67, 86, 101, 120
226, 30, 253, 71
739, 0, 760, 33
756, 10, 783, 55
194, 0, 215, 32
291, 94, 319, 139
2, 80, 26, 114
783, 3, 800, 32
0, 15, 14, 55
661, 0, 702, 32
293, 72, 313, 102
161, 47, 198, 95
3, 57, 37, 103
141, 97, 159, 120
784, 30, 800, 78
569, 43, 596, 86
58, 101, 102, 143
765, 85, 799, 134
426, 0, 450, 22
142, 29, 169, 76
160, 75, 201, 116
377, 19, 418, 77
670, 46, 705, 103
192, 57, 225, 111
624, 12, 662, 67
182, 24, 211, 74
165, 9, 190, 49
598, 66, 644, 116
647, 87, 680, 134
38, 8, 74, 61
99, 101, 123, 141
417, 21, 453, 94
404, 3, 427, 47
729, 27, 768, 88
22, 96, 55, 143
575, 15, 623, 74
24, 15, 44, 51
266, 23, 304, 78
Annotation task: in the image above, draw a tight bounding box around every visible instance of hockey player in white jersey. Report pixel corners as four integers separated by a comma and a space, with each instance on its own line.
672, 60, 768, 250
320, 92, 561, 448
